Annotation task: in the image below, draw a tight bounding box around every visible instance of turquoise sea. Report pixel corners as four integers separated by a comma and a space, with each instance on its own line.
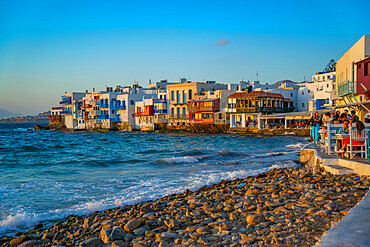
0, 123, 308, 236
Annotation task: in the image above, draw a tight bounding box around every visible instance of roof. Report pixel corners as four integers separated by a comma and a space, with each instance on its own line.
188, 98, 218, 103
354, 56, 370, 65
228, 91, 288, 100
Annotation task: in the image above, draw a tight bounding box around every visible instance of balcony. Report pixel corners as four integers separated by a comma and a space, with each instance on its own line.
154, 109, 167, 114
76, 112, 83, 118
99, 103, 109, 108
235, 107, 295, 114
110, 118, 121, 123
97, 114, 109, 119
112, 105, 126, 110
59, 97, 72, 105
60, 110, 72, 115
187, 105, 219, 113
154, 99, 167, 104
338, 81, 356, 97
169, 114, 188, 119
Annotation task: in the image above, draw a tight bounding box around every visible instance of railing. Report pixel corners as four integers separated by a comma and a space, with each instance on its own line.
234, 107, 294, 113
187, 105, 218, 113
97, 114, 109, 119
60, 110, 72, 115
153, 99, 167, 103
110, 118, 121, 123
338, 81, 356, 97
134, 112, 153, 117
214, 119, 230, 124
154, 109, 167, 114
99, 103, 109, 108
60, 97, 72, 105
76, 112, 83, 118
169, 114, 188, 119
112, 105, 126, 110
330, 88, 340, 100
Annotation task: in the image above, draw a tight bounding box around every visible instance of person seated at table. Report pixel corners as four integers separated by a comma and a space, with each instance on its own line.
337, 119, 350, 134
338, 121, 365, 153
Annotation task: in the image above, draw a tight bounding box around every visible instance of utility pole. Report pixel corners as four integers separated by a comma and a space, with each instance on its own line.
256, 70, 259, 81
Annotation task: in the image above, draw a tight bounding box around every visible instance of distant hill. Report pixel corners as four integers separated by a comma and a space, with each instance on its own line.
0, 108, 22, 119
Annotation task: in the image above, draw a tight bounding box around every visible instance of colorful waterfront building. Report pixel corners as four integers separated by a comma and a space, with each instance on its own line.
59, 92, 86, 129
355, 57, 370, 96
187, 98, 220, 124
227, 91, 294, 128
305, 71, 336, 111
166, 78, 228, 126
334, 35, 370, 117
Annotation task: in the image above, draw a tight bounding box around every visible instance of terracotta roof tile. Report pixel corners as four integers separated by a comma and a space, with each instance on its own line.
228, 91, 288, 99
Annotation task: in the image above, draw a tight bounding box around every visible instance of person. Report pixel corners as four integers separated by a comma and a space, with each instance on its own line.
322, 112, 331, 127
337, 119, 350, 134
338, 113, 349, 124
364, 110, 370, 123
338, 121, 365, 153
350, 110, 359, 126
310, 111, 321, 143
344, 109, 352, 121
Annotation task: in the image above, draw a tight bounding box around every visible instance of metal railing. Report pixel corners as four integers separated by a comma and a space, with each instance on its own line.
214, 119, 230, 124
234, 107, 294, 113
99, 103, 109, 108
169, 114, 188, 119
60, 110, 72, 115
154, 109, 167, 114
112, 105, 126, 110
97, 114, 109, 119
338, 81, 356, 97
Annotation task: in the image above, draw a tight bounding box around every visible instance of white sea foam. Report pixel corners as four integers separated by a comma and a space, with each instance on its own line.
157, 156, 199, 164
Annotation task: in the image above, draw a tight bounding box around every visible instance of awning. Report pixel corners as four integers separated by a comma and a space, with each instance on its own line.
334, 101, 370, 111
258, 109, 331, 119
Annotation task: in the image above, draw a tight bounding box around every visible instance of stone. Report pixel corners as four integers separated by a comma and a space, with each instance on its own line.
19, 240, 38, 247
10, 235, 29, 245
134, 227, 145, 236
79, 238, 104, 247
112, 240, 128, 247
110, 226, 125, 240
124, 233, 134, 242
33, 224, 43, 230
52, 232, 64, 242
83, 218, 90, 229
100, 229, 112, 243
124, 219, 141, 232
42, 232, 54, 240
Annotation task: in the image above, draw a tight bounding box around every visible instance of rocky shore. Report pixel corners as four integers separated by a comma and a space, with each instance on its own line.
1, 165, 369, 247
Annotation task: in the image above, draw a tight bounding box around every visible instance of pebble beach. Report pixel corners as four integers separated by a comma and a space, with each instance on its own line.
2, 165, 369, 247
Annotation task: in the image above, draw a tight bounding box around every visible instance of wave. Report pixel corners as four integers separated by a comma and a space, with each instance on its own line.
156, 156, 200, 164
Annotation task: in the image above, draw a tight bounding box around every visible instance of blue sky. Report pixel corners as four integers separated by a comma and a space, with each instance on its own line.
0, 0, 369, 114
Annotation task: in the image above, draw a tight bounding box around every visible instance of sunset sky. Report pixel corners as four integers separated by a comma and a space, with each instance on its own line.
1, 0, 369, 114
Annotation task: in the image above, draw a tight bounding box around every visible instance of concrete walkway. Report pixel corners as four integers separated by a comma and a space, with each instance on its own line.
300, 144, 370, 247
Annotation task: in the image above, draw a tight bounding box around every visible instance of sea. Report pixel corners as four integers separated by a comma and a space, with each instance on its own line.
0, 123, 309, 236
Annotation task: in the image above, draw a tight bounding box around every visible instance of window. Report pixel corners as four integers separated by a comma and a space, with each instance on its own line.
171, 108, 174, 115
302, 91, 304, 95
130, 100, 134, 105
171, 91, 175, 101
302, 103, 305, 108
327, 84, 329, 88
183, 107, 186, 115
189, 90, 192, 100
365, 62, 370, 76
291, 93, 293, 97
182, 91, 186, 103
112, 110, 114, 114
